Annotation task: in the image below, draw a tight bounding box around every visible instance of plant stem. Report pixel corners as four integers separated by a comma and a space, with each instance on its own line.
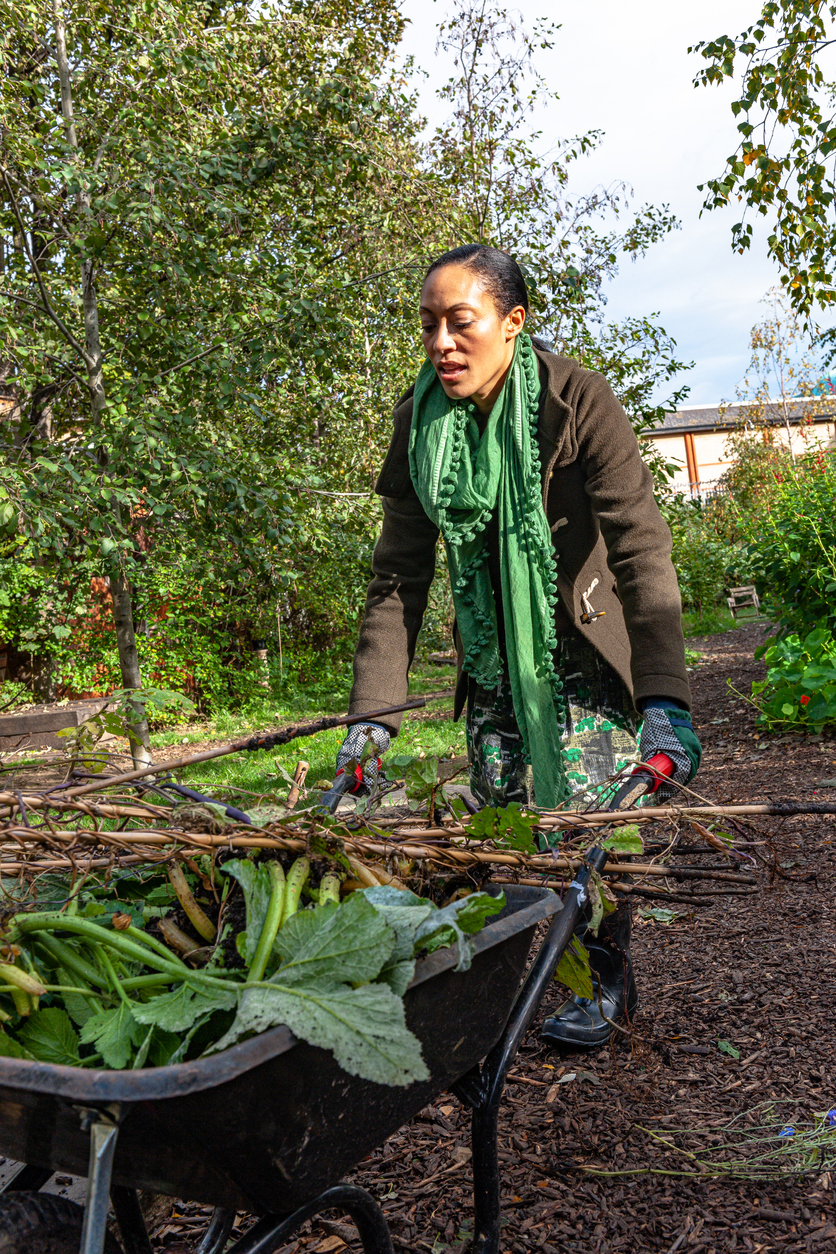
12, 915, 190, 979
248, 862, 285, 984
124, 924, 189, 969
119, 973, 180, 992
33, 934, 108, 988
98, 948, 133, 1010
168, 864, 216, 941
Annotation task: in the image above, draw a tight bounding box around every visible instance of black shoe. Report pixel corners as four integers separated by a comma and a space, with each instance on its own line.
540, 918, 638, 1053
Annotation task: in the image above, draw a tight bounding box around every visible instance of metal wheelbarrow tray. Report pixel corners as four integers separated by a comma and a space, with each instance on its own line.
0, 860, 606, 1254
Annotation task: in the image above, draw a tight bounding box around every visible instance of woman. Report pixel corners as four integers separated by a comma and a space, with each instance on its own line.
335, 244, 700, 1051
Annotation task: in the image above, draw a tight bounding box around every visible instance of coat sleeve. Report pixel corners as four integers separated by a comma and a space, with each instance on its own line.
574, 372, 691, 710
348, 396, 439, 735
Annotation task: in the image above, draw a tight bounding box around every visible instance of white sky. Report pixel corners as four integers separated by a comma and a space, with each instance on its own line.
397, 0, 835, 407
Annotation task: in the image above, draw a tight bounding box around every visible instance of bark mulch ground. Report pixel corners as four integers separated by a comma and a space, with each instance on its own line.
148, 622, 836, 1252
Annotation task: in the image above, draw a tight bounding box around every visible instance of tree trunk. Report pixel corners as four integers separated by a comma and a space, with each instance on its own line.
52, 0, 152, 768
111, 574, 152, 765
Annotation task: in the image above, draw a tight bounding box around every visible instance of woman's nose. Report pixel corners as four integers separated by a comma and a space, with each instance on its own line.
434, 321, 456, 353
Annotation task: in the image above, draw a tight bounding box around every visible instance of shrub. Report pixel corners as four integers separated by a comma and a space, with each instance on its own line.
736, 449, 836, 636
664, 496, 748, 617
748, 627, 836, 732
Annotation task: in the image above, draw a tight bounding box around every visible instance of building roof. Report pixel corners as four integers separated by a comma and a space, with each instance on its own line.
653, 395, 836, 436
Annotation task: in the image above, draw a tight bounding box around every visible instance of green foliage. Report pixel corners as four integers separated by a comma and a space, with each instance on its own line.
748, 627, 836, 732
396, 754, 443, 810
663, 496, 748, 616
50, 686, 192, 772
466, 802, 539, 854
0, 857, 503, 1083
553, 936, 594, 1000
434, 2, 691, 482
692, 1, 836, 316
735, 450, 836, 635
361, 884, 504, 975
715, 429, 797, 538
1, 0, 691, 705
681, 608, 739, 639
601, 826, 643, 855
0, 0, 438, 688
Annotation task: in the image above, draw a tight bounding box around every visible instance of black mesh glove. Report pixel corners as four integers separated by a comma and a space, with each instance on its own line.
638, 702, 701, 800
335, 722, 391, 795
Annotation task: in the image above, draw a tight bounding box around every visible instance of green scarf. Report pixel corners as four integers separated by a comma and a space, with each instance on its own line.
408, 333, 569, 808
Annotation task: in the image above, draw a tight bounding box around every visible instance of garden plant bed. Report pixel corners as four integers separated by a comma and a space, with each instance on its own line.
141, 624, 835, 1253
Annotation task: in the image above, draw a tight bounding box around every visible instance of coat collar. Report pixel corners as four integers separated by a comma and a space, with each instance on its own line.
533, 345, 577, 488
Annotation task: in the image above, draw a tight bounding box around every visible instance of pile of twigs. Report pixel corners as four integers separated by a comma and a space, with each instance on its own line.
3, 691, 828, 904
0, 784, 764, 909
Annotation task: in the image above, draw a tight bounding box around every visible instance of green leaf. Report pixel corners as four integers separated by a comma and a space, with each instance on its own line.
274, 893, 395, 986
467, 804, 538, 852
601, 825, 643, 855
402, 756, 441, 806
553, 936, 594, 999
205, 979, 428, 1087
360, 886, 435, 959
0, 1030, 33, 1060
56, 968, 96, 1027
222, 859, 275, 966
80, 1004, 143, 1070
132, 982, 237, 1033
639, 906, 678, 924
360, 885, 435, 994
413, 892, 504, 971
18, 1008, 81, 1066
718, 1039, 740, 1059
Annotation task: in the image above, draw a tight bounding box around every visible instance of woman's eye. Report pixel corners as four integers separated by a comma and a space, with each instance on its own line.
420, 325, 435, 334
454, 321, 473, 330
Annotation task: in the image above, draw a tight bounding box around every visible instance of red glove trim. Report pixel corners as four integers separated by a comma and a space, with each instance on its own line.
632, 752, 675, 792
335, 760, 382, 794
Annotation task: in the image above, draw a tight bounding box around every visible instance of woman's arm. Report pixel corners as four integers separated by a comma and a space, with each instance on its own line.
347, 491, 440, 736
574, 371, 691, 709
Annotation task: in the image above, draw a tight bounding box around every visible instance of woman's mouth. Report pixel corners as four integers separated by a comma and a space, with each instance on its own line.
437, 361, 467, 384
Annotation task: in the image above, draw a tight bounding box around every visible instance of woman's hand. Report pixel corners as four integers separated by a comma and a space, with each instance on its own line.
335, 722, 392, 794
638, 702, 701, 798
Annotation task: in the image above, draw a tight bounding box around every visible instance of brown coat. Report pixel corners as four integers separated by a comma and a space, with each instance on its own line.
348, 345, 691, 734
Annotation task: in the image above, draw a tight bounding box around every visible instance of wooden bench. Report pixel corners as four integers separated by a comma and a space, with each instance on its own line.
726, 585, 761, 618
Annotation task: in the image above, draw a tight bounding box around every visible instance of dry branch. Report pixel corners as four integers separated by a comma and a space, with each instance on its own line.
63, 692, 454, 800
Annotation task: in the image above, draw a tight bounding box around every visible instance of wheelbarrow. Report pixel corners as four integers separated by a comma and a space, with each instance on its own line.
0, 846, 611, 1254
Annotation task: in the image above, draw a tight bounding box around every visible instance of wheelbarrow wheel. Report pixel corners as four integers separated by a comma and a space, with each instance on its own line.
0, 1190, 121, 1253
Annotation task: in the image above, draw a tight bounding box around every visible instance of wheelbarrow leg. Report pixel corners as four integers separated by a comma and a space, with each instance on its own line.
196, 1207, 236, 1254
110, 1186, 153, 1254
78, 1106, 121, 1254
226, 1183, 394, 1254
457, 849, 609, 1254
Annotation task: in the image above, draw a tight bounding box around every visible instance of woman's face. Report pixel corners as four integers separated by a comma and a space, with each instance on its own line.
419, 264, 526, 414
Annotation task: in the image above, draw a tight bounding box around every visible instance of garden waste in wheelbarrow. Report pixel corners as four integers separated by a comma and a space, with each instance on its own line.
0, 860, 606, 1254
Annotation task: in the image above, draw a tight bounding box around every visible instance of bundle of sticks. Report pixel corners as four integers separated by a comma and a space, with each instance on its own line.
2, 693, 827, 907
0, 790, 762, 909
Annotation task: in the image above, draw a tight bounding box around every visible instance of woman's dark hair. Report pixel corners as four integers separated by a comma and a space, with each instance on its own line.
424, 244, 529, 317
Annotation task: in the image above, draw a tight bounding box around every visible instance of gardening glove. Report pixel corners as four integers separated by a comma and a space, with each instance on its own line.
637, 701, 701, 799
335, 721, 391, 795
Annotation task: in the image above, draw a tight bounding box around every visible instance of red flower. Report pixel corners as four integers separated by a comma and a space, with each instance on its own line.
799, 694, 810, 706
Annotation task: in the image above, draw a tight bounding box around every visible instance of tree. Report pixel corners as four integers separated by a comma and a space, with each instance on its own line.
430, 0, 691, 459
0, 0, 431, 752
726, 287, 830, 458
692, 1, 836, 318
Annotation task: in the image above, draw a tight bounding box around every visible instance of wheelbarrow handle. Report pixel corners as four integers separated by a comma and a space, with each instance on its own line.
319, 769, 357, 815
606, 752, 675, 812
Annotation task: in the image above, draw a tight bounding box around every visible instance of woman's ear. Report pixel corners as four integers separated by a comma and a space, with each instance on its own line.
504, 304, 527, 341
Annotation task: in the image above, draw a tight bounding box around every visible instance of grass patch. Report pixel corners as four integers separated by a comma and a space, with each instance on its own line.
682, 607, 741, 638
150, 658, 464, 804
